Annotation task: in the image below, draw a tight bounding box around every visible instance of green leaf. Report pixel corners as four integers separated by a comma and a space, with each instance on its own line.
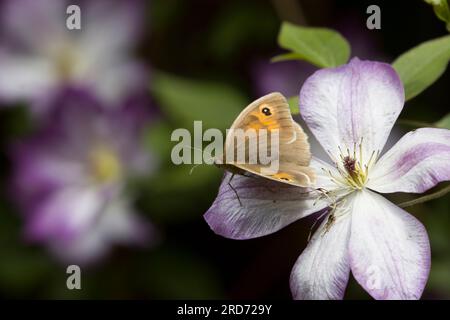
436, 113, 450, 128
143, 121, 173, 159
392, 35, 450, 100
425, 0, 450, 31
287, 96, 299, 115
271, 52, 306, 63
151, 72, 246, 130
276, 22, 351, 68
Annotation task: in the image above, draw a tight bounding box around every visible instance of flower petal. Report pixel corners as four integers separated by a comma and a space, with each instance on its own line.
25, 187, 105, 242
81, 0, 144, 55
0, 51, 55, 102
48, 197, 155, 265
87, 61, 148, 105
290, 208, 351, 300
99, 198, 154, 246
204, 172, 329, 239
300, 58, 404, 162
349, 190, 430, 300
1, 0, 65, 52
368, 128, 450, 193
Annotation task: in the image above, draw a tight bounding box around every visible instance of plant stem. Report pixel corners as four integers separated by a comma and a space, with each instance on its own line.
398, 184, 450, 208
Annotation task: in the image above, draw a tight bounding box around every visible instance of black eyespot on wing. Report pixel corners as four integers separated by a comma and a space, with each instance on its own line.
280, 177, 290, 181
261, 107, 272, 116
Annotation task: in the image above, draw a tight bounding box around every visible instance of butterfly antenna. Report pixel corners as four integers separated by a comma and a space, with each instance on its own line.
187, 148, 217, 175
189, 163, 202, 175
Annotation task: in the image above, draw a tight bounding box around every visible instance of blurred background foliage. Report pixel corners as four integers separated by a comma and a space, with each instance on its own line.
0, 0, 449, 299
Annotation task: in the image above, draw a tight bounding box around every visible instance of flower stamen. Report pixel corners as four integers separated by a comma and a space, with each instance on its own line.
325, 138, 378, 190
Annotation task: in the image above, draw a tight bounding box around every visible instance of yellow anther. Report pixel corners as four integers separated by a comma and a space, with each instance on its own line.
89, 146, 122, 183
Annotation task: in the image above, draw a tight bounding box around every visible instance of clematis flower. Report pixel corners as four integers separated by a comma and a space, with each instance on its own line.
0, 0, 147, 110
12, 89, 156, 265
204, 58, 450, 299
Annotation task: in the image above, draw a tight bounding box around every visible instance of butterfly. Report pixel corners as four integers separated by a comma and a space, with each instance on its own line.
215, 92, 315, 188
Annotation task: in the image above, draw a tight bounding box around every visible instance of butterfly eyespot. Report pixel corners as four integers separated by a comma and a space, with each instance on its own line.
261, 107, 272, 116
280, 177, 290, 181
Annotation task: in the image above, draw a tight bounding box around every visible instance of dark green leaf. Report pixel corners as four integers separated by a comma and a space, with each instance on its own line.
271, 52, 306, 63
151, 72, 246, 130
276, 22, 351, 68
436, 113, 450, 128
425, 0, 450, 31
287, 96, 299, 115
392, 35, 450, 100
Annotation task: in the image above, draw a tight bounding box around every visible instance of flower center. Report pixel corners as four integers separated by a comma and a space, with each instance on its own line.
89, 146, 122, 184
51, 42, 82, 80
56, 50, 77, 79
341, 154, 368, 189
323, 139, 380, 190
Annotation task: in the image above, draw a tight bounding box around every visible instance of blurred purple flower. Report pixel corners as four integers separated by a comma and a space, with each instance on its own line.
0, 0, 147, 109
205, 58, 450, 299
12, 89, 156, 265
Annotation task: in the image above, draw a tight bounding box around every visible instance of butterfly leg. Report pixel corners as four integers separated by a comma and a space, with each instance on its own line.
320, 198, 351, 237
322, 212, 336, 235
228, 173, 243, 207
313, 187, 337, 207
307, 209, 329, 242
309, 189, 341, 240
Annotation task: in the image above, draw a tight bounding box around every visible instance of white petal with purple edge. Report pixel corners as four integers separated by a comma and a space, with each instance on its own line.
204, 172, 329, 240
300, 58, 404, 162
290, 206, 352, 300
349, 190, 430, 300
368, 128, 450, 193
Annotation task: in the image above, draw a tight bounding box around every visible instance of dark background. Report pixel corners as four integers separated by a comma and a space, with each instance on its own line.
0, 0, 449, 299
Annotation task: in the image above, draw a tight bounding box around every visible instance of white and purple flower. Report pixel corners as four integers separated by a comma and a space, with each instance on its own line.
0, 0, 147, 110
205, 58, 450, 299
12, 89, 156, 265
